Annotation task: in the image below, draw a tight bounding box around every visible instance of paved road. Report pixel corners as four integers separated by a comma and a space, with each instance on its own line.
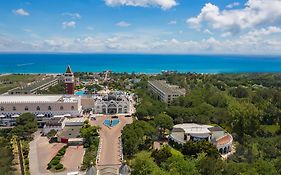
90, 115, 132, 171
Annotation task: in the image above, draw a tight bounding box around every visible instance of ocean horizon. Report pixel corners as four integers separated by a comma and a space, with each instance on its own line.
1, 53, 281, 74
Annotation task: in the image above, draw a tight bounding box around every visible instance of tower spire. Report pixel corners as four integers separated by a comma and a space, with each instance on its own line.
64, 65, 75, 94
65, 65, 73, 74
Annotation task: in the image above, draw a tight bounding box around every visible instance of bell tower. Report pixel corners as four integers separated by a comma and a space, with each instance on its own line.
64, 65, 75, 94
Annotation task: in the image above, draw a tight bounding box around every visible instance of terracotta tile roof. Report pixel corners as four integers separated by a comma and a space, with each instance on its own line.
217, 134, 232, 145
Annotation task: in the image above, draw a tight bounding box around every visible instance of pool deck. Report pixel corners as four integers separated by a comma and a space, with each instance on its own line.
89, 115, 133, 170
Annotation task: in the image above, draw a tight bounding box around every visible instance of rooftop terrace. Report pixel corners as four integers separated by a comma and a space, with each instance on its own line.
148, 80, 186, 95
0, 95, 79, 104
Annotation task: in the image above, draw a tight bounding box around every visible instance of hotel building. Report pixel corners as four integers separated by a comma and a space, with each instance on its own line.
92, 92, 135, 115
148, 80, 186, 104
0, 95, 82, 126
170, 123, 233, 154
8, 76, 59, 95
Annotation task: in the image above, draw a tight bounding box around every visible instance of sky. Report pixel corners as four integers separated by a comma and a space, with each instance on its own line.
0, 0, 281, 54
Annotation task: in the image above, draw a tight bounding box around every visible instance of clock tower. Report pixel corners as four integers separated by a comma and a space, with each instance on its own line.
64, 65, 75, 94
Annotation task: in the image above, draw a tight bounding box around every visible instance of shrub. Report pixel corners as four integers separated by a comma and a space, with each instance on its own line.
55, 163, 64, 170
50, 159, 60, 166
47, 163, 52, 170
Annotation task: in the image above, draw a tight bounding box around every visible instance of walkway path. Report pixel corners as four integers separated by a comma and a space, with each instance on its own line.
90, 115, 133, 172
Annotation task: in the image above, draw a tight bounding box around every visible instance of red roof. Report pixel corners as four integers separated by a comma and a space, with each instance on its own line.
217, 134, 232, 145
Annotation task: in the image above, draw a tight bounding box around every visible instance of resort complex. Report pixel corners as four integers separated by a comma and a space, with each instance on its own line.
170, 123, 233, 154
148, 80, 186, 104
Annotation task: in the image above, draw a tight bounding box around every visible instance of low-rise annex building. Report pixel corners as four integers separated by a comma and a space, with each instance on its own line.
42, 116, 85, 135
170, 123, 233, 154
0, 95, 82, 126
148, 80, 186, 105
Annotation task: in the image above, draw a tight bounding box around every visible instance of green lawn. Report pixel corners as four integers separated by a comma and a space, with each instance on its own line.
260, 124, 280, 134
0, 74, 42, 94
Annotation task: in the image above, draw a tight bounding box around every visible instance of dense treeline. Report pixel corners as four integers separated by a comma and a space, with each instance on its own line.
0, 131, 14, 174
0, 113, 38, 174
38, 83, 66, 94
122, 73, 281, 174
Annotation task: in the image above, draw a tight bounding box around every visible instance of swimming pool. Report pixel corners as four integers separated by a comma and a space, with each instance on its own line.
103, 119, 120, 127
75, 90, 85, 96
111, 119, 120, 127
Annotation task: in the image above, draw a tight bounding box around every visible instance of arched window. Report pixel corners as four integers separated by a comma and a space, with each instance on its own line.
60, 106, 64, 110
0, 107, 4, 111
71, 106, 75, 110
13, 106, 16, 111
25, 106, 29, 111
36, 106, 40, 111
48, 106, 52, 111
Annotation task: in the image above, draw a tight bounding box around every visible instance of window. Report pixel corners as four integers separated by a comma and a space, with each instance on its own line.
13, 106, 16, 111
48, 106, 52, 111
0, 107, 4, 111
36, 106, 40, 111
60, 106, 64, 110
25, 106, 29, 111
71, 106, 74, 110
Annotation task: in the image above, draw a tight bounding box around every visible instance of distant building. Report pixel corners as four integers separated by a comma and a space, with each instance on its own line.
8, 76, 59, 95
148, 80, 186, 104
64, 65, 75, 95
92, 91, 134, 114
170, 123, 233, 154
0, 95, 82, 126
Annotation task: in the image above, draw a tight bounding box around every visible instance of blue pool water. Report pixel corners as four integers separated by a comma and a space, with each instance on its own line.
75, 90, 85, 96
111, 119, 120, 127
103, 119, 120, 127
103, 119, 111, 127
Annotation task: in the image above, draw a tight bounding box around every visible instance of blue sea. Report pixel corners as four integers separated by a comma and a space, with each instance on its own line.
0, 54, 281, 74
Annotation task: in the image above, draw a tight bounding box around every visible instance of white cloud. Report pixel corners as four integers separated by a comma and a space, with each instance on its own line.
13, 8, 30, 16
203, 29, 213, 35
62, 21, 76, 29
116, 21, 131, 27
62, 13, 81, 19
168, 20, 177, 25
226, 2, 240, 9
104, 0, 177, 10
1, 27, 281, 54
248, 26, 281, 36
221, 32, 232, 38
187, 0, 281, 34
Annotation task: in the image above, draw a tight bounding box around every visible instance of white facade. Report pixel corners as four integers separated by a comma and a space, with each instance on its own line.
92, 92, 135, 115
170, 123, 233, 154
148, 80, 186, 104
0, 95, 82, 126
42, 117, 66, 135
42, 117, 85, 135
